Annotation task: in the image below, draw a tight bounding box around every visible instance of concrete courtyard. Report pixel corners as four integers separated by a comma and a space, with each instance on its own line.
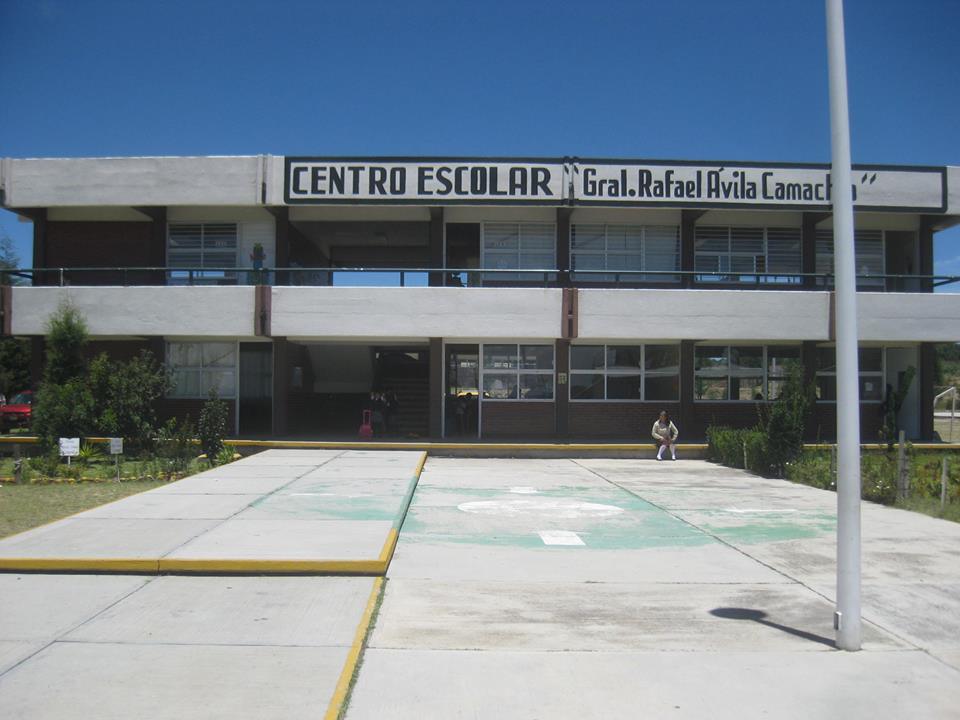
0, 452, 958, 718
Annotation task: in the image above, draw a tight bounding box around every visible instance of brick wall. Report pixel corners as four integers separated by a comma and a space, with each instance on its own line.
568, 402, 681, 440
482, 402, 555, 437
44, 221, 163, 285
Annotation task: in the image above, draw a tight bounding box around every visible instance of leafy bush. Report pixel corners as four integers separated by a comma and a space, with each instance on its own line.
757, 366, 812, 477
706, 425, 767, 473
77, 441, 106, 465
32, 378, 95, 449
215, 446, 237, 467
785, 451, 834, 490
198, 390, 228, 465
0, 338, 30, 399
87, 350, 172, 449
156, 416, 196, 472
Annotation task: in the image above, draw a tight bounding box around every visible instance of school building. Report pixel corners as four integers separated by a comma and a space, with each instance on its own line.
1, 155, 958, 441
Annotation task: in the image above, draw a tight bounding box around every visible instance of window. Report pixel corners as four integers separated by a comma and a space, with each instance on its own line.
570, 344, 679, 401
481, 223, 555, 280
694, 226, 801, 284
816, 229, 885, 288
571, 224, 679, 282
168, 223, 238, 284
167, 342, 237, 398
815, 346, 884, 402
482, 344, 553, 400
694, 345, 801, 401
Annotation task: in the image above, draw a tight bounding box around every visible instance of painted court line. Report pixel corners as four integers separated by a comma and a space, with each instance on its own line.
537, 530, 586, 546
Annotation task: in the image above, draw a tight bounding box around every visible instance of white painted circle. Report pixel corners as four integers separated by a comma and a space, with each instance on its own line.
457, 499, 624, 519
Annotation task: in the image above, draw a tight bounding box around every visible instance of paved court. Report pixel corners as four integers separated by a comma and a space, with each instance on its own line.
347, 457, 960, 719
1, 453, 958, 719
0, 449, 424, 572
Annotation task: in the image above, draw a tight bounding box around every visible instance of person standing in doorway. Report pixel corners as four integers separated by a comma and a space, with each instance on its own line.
652, 410, 679, 461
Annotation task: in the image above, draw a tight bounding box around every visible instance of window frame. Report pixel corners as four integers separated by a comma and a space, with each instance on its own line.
815, 229, 886, 288
166, 341, 238, 400
693, 344, 802, 403
480, 222, 557, 276
570, 223, 680, 282
694, 225, 802, 285
480, 343, 555, 402
167, 222, 239, 285
569, 343, 680, 402
814, 345, 885, 404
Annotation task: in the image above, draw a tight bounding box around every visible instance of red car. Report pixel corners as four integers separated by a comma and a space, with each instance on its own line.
0, 391, 33, 433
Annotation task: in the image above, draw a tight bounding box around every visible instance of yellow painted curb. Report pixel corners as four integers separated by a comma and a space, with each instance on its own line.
156, 558, 386, 575
0, 557, 158, 573
324, 576, 384, 720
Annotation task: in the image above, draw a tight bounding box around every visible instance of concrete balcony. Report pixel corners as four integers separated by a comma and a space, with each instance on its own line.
270, 286, 563, 341
10, 286, 258, 338
577, 288, 960, 342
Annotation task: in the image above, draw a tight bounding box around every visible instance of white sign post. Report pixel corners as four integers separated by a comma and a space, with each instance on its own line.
109, 438, 123, 482
59, 437, 80, 466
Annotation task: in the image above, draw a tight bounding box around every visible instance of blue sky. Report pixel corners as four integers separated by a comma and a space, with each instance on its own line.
1, 0, 957, 281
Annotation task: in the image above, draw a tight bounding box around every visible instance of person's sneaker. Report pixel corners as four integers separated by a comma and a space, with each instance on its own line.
671, 456, 677, 461
656, 456, 663, 461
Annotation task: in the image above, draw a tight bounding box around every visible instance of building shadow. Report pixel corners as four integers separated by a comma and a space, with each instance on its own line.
709, 607, 836, 648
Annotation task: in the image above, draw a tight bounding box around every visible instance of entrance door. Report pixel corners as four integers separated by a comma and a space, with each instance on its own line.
445, 344, 479, 438
239, 343, 273, 436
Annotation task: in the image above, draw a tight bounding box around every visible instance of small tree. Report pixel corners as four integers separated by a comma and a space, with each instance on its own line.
43, 303, 88, 385
88, 350, 172, 449
198, 389, 228, 465
0, 338, 30, 398
879, 365, 916, 449
757, 365, 813, 477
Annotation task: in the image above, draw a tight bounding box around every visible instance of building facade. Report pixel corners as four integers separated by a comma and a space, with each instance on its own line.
1, 155, 958, 441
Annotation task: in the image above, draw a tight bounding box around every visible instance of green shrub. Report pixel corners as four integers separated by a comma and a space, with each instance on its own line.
32, 378, 95, 449
156, 416, 196, 472
757, 366, 812, 477
198, 390, 228, 465
43, 303, 88, 385
215, 446, 237, 467
785, 451, 834, 490
707, 425, 767, 473
87, 351, 172, 450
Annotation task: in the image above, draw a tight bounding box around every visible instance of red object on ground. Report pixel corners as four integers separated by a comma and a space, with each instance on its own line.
358, 409, 374, 440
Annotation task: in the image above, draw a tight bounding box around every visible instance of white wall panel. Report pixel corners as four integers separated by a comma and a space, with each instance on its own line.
10, 287, 256, 337
4, 157, 264, 207
271, 287, 562, 341
858, 292, 960, 342
577, 289, 830, 341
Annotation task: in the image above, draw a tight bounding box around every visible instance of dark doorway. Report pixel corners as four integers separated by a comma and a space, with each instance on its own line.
239, 343, 272, 436
445, 344, 479, 438
445, 223, 480, 286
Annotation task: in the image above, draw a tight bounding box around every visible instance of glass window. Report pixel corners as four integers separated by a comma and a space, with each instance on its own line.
815, 344, 884, 403
695, 226, 801, 284
483, 345, 518, 370
482, 223, 556, 276
168, 342, 237, 398
695, 346, 728, 373
167, 223, 238, 285
571, 345, 604, 371
695, 345, 805, 402
481, 344, 553, 402
571, 224, 679, 282
695, 377, 728, 401
570, 344, 679, 401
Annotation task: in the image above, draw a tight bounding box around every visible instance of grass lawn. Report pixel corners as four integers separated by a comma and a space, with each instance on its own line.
895, 496, 960, 523
0, 480, 168, 538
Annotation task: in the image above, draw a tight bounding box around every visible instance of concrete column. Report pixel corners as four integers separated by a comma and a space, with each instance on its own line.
680, 340, 695, 433
919, 342, 935, 441
919, 216, 935, 293
680, 211, 700, 289
429, 208, 444, 287
429, 338, 443, 438
272, 338, 289, 436
555, 338, 570, 436
274, 207, 290, 286
31, 209, 47, 285
149, 207, 167, 285
557, 208, 572, 286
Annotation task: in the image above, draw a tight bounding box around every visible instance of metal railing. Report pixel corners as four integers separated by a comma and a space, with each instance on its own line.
2, 266, 958, 290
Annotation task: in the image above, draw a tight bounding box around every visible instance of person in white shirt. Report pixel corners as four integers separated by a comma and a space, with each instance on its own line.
651, 410, 679, 461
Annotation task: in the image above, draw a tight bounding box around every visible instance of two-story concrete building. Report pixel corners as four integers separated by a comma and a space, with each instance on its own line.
1, 155, 958, 441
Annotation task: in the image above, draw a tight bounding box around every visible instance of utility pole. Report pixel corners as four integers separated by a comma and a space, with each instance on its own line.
826, 0, 862, 651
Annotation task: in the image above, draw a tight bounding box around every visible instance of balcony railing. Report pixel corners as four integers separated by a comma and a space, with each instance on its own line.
2, 267, 958, 290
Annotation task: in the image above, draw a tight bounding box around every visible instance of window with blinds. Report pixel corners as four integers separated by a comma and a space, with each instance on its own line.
167, 223, 238, 284
694, 226, 801, 284
481, 223, 556, 281
815, 229, 885, 288
570, 224, 679, 282
167, 342, 237, 398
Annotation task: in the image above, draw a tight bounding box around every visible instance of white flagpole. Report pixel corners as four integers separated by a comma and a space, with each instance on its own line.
825, 0, 862, 651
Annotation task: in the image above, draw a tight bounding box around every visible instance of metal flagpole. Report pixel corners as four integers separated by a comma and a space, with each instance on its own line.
825, 0, 862, 651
